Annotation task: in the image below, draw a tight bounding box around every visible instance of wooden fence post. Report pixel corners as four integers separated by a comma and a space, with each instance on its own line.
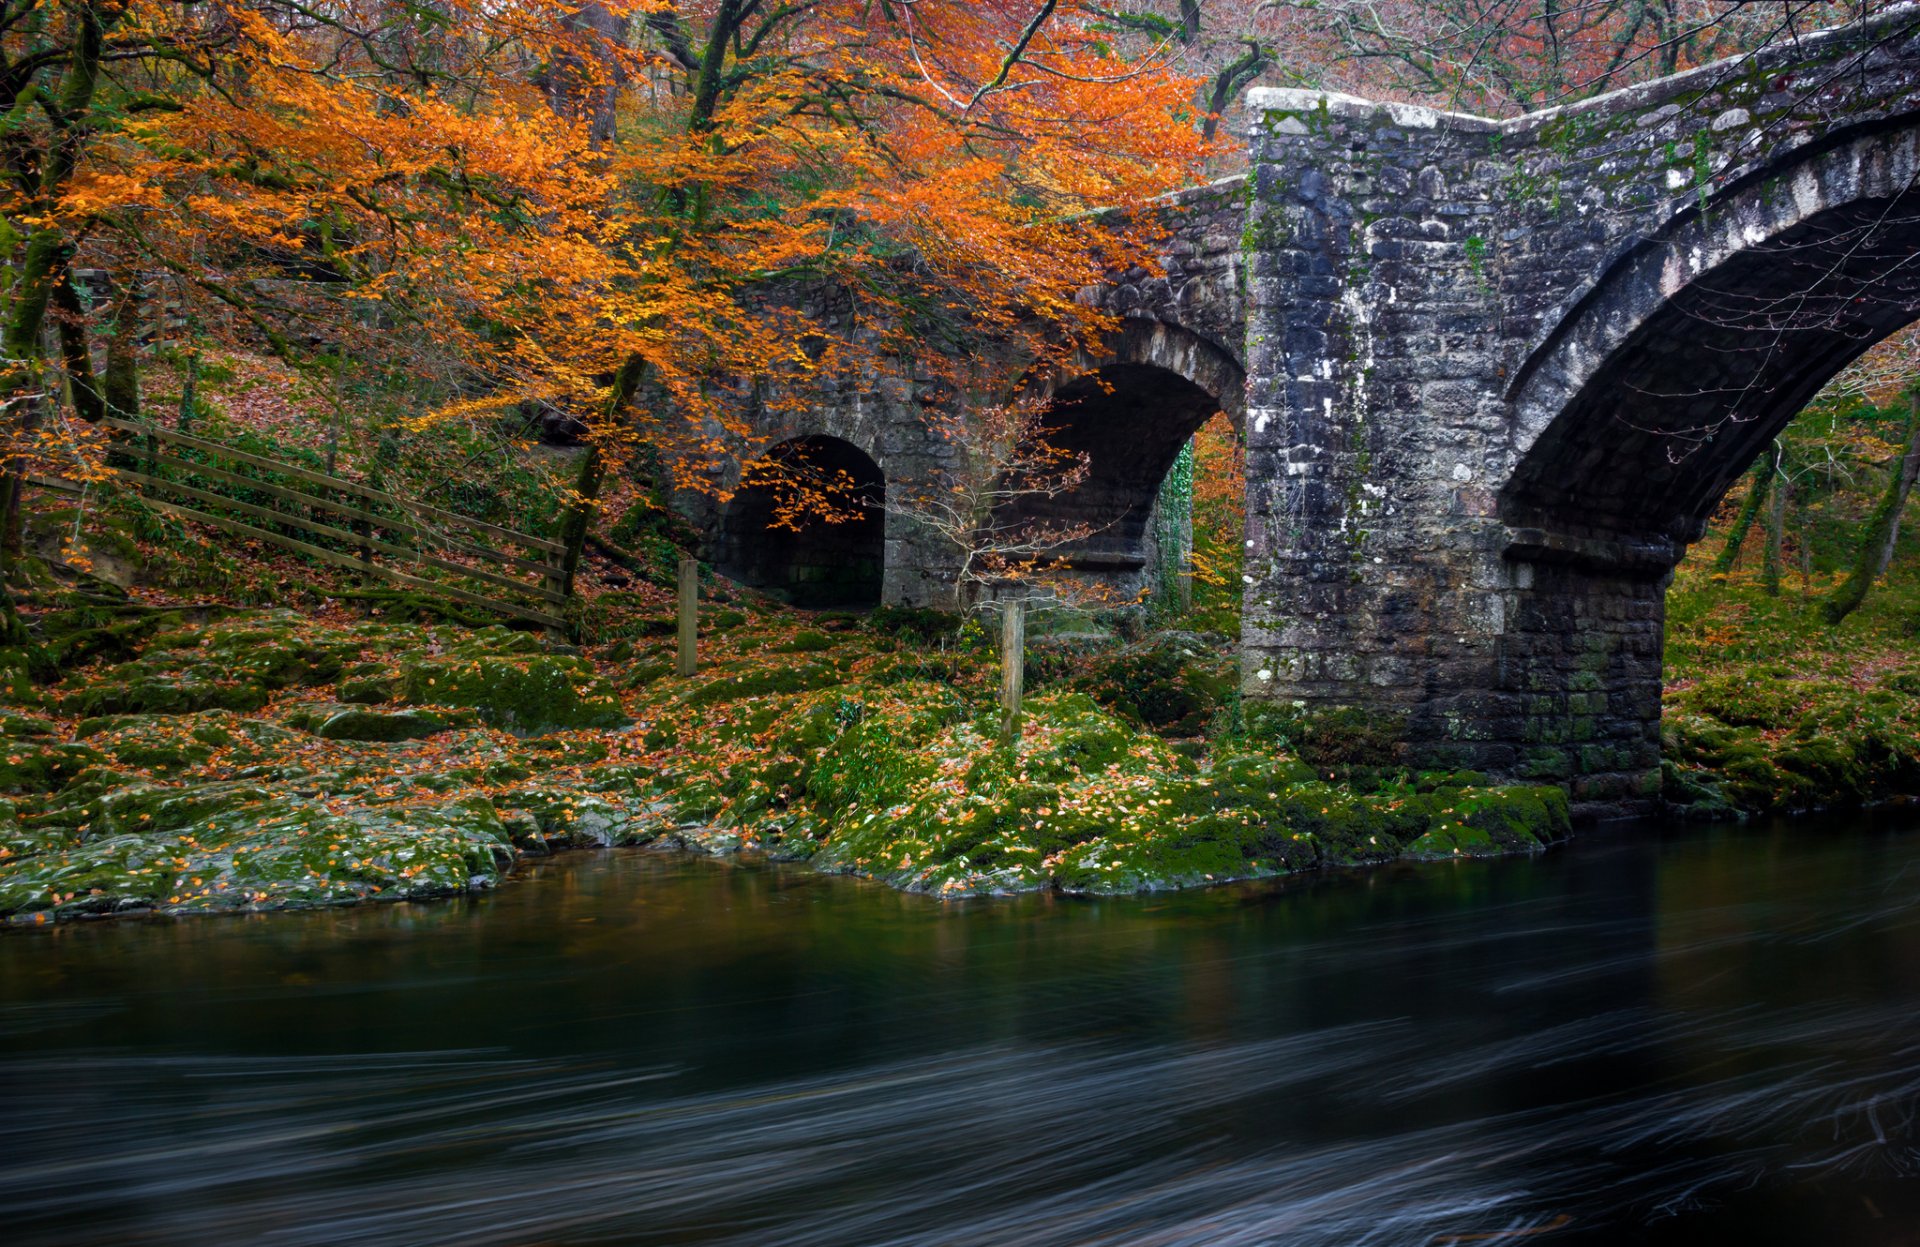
677, 557, 699, 678
1000, 599, 1025, 745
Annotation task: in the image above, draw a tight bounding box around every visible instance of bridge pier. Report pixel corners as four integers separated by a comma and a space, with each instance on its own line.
1237, 90, 1671, 810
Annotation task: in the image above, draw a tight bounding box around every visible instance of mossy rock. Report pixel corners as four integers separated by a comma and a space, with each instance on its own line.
1688, 674, 1821, 730
62, 674, 274, 718
337, 662, 401, 705
1400, 786, 1570, 859
316, 709, 451, 743
1241, 703, 1405, 769
1661, 760, 1744, 821
0, 713, 59, 739
400, 654, 628, 735
866, 605, 963, 643
622, 657, 676, 690
808, 717, 937, 813
70, 712, 306, 777
1018, 692, 1151, 781
0, 741, 104, 794
499, 789, 661, 848
681, 660, 844, 707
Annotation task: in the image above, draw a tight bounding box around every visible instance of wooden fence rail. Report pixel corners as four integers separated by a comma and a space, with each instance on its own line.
93, 418, 572, 628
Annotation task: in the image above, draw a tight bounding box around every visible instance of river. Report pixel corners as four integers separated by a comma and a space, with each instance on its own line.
3, 817, 1919, 1245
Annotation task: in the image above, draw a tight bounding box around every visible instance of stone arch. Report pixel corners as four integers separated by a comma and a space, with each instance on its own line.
1502, 120, 1920, 550
1060, 316, 1248, 425
1006, 318, 1246, 587
716, 435, 886, 609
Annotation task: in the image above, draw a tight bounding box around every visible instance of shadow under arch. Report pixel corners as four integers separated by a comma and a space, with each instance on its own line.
717, 435, 886, 609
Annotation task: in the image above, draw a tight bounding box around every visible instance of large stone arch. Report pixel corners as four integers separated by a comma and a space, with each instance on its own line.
1054, 316, 1248, 425
1503, 121, 1920, 552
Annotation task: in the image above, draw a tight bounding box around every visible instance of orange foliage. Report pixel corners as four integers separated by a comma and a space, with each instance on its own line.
5, 0, 1206, 506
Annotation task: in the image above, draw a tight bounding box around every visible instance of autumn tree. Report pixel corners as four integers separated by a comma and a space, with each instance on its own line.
0, 0, 1205, 619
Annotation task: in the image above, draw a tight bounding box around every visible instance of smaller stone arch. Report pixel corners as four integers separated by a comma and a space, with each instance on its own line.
1001, 318, 1246, 591
716, 436, 886, 609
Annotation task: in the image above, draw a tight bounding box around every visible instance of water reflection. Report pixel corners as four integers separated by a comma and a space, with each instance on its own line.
3, 820, 1918, 1245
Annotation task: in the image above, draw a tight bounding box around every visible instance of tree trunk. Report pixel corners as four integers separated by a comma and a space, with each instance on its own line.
1, 4, 114, 567
542, 3, 627, 147
1823, 391, 1920, 625
102, 277, 141, 421
557, 353, 646, 600
1762, 470, 1788, 597
51, 268, 104, 423
1712, 447, 1774, 574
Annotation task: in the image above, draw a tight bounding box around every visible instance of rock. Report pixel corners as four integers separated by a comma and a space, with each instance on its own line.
316, 709, 450, 742
400, 654, 629, 735
0, 742, 103, 794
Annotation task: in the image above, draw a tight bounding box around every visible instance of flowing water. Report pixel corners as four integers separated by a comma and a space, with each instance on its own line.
4, 818, 1920, 1246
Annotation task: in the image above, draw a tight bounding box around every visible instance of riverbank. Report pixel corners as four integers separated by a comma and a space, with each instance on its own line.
10, 551, 1920, 924
0, 601, 1572, 922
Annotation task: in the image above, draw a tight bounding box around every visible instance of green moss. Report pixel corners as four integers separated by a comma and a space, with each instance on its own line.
0, 742, 104, 794
775, 629, 834, 653
315, 708, 450, 742
401, 654, 628, 735
681, 660, 844, 706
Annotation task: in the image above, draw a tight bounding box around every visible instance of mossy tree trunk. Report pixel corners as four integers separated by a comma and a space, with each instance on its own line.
1762, 469, 1789, 597
0, 2, 115, 578
1712, 445, 1775, 574
51, 267, 104, 423
1823, 390, 1920, 626
102, 276, 140, 420
557, 353, 646, 601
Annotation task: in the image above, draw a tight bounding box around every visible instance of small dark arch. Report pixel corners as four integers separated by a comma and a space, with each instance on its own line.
717, 436, 886, 608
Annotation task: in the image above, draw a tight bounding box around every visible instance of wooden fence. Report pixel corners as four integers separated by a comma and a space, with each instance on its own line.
94, 417, 572, 628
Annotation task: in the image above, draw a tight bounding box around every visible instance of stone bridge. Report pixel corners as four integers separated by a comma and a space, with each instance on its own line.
701, 4, 1920, 814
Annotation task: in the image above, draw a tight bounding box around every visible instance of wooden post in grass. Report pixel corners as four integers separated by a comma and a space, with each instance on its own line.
677, 558, 699, 678
1000, 599, 1025, 745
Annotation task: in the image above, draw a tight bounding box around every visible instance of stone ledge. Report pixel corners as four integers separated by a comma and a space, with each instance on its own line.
1503, 527, 1678, 577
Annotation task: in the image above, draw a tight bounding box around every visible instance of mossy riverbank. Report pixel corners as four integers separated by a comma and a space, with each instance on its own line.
10, 546, 1920, 925
0, 604, 1573, 923
1661, 561, 1920, 820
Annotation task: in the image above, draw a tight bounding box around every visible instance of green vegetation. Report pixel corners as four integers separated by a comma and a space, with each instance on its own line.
0, 597, 1572, 923
1664, 387, 1920, 819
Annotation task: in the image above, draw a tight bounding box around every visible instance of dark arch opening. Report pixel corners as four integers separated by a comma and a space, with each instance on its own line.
999, 363, 1223, 583
718, 436, 885, 609
1503, 186, 1920, 547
